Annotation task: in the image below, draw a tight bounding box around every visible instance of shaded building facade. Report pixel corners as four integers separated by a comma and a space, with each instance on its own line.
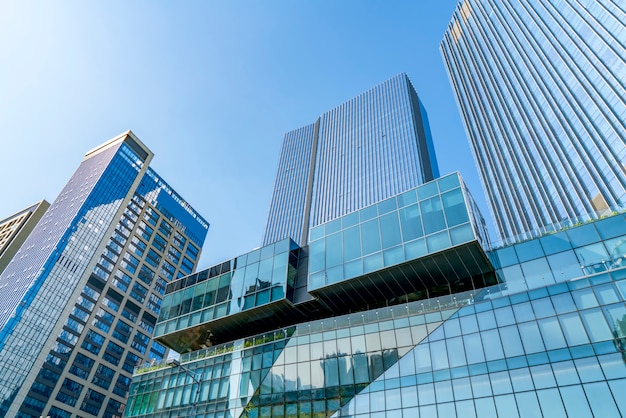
263, 73, 440, 247
441, 0, 626, 242
0, 200, 49, 275
0, 131, 208, 418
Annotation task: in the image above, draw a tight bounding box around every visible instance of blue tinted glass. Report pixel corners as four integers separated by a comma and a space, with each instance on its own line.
309, 225, 324, 242
567, 223, 601, 247
361, 219, 381, 255
450, 224, 474, 245
360, 205, 378, 222
399, 204, 423, 241
398, 189, 417, 207
575, 243, 609, 267
605, 237, 626, 263
521, 258, 554, 289
378, 197, 397, 214
426, 231, 450, 253
421, 197, 446, 234
326, 265, 343, 285
494, 246, 519, 267
594, 215, 626, 239
441, 188, 469, 227
514, 240, 545, 263
539, 231, 573, 255
341, 212, 359, 229
417, 181, 439, 200
326, 219, 341, 235
344, 259, 363, 280
363, 253, 383, 274
383, 246, 404, 267
325, 233, 342, 268
536, 388, 567, 417
404, 239, 427, 260
342, 226, 361, 262
380, 212, 402, 249
561, 385, 593, 417
309, 240, 325, 273
437, 173, 460, 191
584, 381, 621, 417
547, 251, 583, 282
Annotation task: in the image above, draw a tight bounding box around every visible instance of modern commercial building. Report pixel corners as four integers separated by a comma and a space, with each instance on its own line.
263, 73, 440, 247
127, 172, 626, 417
0, 131, 209, 418
0, 200, 49, 275
441, 0, 626, 242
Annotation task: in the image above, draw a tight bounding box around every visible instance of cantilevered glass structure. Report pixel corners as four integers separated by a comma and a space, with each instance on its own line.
0, 132, 209, 418
264, 73, 440, 247
441, 0, 626, 243
127, 209, 626, 418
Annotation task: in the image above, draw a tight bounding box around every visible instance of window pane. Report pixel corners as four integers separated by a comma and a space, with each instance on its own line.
420, 196, 446, 234
361, 219, 381, 255
380, 212, 402, 249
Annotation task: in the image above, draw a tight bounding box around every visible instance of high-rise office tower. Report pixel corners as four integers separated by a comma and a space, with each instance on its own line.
0, 200, 49, 275
263, 73, 440, 246
441, 0, 626, 242
0, 131, 209, 418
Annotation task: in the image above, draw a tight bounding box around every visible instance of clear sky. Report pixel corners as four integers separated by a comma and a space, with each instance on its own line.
0, 0, 492, 270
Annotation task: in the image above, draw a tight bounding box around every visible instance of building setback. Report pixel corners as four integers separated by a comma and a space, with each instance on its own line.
0, 131, 209, 418
263, 73, 440, 247
441, 0, 626, 243
0, 200, 50, 275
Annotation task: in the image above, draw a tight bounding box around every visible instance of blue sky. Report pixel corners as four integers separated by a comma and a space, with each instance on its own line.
0, 1, 491, 269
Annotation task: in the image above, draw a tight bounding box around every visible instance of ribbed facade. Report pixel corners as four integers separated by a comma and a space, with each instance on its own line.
441, 0, 626, 242
263, 73, 440, 246
263, 124, 317, 247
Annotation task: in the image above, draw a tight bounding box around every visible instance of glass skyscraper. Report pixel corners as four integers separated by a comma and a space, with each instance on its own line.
263, 73, 440, 247
0, 131, 209, 418
441, 0, 626, 243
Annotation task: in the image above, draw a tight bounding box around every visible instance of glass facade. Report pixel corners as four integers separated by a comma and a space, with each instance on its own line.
264, 73, 440, 246
127, 170, 626, 418
155, 239, 299, 353
308, 173, 489, 290
441, 0, 626, 243
126, 214, 626, 418
0, 132, 209, 418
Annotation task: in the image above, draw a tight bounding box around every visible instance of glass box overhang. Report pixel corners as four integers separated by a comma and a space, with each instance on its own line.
306, 172, 494, 305
154, 239, 299, 352
309, 242, 495, 312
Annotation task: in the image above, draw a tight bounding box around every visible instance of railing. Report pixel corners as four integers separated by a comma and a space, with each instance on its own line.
489, 207, 625, 250
134, 327, 296, 375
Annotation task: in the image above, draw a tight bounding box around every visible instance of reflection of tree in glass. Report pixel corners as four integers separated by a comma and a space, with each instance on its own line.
609, 239, 626, 268
612, 314, 626, 361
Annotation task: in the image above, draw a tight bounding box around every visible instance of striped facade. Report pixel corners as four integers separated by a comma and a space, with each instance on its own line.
263, 73, 440, 246
441, 0, 626, 243
0, 132, 209, 418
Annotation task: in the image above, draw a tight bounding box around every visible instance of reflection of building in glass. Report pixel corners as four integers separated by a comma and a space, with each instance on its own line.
128, 211, 626, 417
125, 67, 626, 417
264, 73, 440, 247
441, 0, 626, 243
0, 200, 49, 275
0, 131, 208, 418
